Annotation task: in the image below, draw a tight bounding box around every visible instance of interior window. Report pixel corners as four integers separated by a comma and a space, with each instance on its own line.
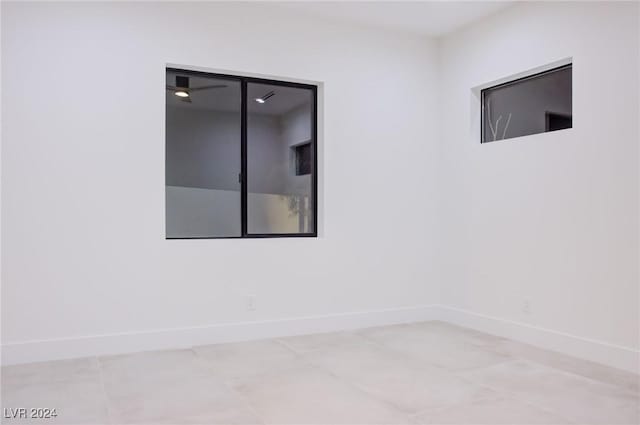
165, 69, 317, 238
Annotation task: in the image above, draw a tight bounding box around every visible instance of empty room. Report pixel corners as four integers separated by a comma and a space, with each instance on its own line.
1, 1, 638, 424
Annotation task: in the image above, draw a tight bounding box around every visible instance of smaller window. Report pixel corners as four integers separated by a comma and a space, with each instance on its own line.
481, 64, 572, 143
294, 142, 311, 176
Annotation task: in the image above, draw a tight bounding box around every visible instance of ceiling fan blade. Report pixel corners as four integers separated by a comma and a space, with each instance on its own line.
166, 85, 179, 91
180, 96, 192, 103
189, 84, 227, 92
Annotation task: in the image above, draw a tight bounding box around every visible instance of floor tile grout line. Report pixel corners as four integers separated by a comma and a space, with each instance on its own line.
271, 337, 303, 355
94, 356, 114, 425
292, 340, 519, 422
522, 358, 640, 397
222, 380, 267, 425
481, 342, 640, 393
405, 393, 501, 420
192, 340, 310, 384
272, 332, 376, 356
211, 335, 418, 421
3, 322, 638, 425
455, 372, 583, 424
189, 346, 226, 379
408, 391, 576, 425
458, 356, 640, 398
292, 350, 420, 420
354, 330, 498, 376
190, 345, 268, 425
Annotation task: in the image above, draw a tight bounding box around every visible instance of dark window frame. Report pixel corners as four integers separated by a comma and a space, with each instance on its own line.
480, 63, 572, 144
165, 67, 318, 239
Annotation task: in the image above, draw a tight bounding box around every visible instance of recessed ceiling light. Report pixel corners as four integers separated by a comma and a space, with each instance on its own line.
174, 91, 189, 98
255, 91, 275, 104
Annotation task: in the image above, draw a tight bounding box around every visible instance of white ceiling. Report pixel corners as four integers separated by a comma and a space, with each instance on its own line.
272, 1, 513, 37
166, 71, 311, 116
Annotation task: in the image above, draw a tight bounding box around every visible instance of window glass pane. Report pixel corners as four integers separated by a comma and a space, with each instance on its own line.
247, 83, 314, 234
165, 71, 241, 237
482, 64, 572, 143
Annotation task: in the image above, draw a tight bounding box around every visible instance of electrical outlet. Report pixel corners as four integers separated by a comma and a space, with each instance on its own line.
246, 295, 257, 311
522, 300, 531, 315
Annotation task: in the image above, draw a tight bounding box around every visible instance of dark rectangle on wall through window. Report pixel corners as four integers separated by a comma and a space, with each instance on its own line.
481, 64, 572, 143
165, 68, 318, 239
295, 143, 311, 176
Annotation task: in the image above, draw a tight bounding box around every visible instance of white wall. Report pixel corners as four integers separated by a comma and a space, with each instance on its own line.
1, 2, 439, 362
166, 97, 314, 236
166, 106, 295, 195
166, 187, 241, 238
3, 1, 637, 373
437, 1, 639, 371
166, 107, 241, 192
247, 114, 290, 196
166, 187, 307, 238
281, 104, 312, 197
165, 105, 306, 237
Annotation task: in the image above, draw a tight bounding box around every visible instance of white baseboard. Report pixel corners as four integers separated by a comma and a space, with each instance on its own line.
1, 305, 439, 366
434, 305, 640, 374
3, 304, 638, 374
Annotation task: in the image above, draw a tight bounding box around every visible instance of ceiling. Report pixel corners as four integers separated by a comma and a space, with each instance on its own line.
166, 72, 311, 116
248, 83, 312, 116
272, 1, 513, 37
166, 73, 240, 113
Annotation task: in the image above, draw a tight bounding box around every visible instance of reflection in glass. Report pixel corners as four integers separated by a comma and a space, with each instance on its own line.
482, 64, 572, 143
247, 83, 314, 234
165, 71, 241, 237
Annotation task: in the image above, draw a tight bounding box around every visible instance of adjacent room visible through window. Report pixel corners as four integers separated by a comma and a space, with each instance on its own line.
481, 63, 572, 143
165, 69, 317, 239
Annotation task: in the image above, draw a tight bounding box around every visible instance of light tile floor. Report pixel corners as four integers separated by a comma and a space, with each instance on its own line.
1, 321, 638, 424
